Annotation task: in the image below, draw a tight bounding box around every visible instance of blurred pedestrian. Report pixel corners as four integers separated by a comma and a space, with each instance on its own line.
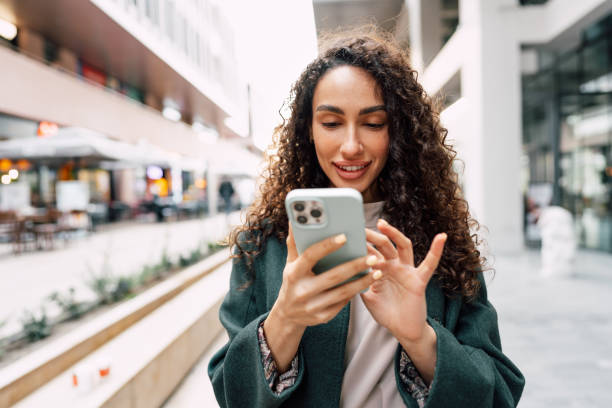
209, 27, 524, 407
219, 177, 235, 215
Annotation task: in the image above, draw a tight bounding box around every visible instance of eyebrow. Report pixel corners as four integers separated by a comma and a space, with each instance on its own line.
315, 104, 386, 115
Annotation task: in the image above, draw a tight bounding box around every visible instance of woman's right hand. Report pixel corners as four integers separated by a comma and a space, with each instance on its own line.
263, 223, 381, 371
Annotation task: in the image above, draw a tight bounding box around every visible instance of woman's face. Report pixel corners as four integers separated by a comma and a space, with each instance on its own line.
311, 65, 389, 203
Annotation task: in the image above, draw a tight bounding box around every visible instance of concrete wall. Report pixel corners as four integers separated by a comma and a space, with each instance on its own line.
0, 45, 212, 159
411, 0, 523, 254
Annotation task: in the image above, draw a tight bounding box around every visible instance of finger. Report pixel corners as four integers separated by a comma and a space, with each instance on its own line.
365, 228, 398, 260
366, 243, 384, 260
286, 222, 298, 262
417, 233, 447, 281
313, 267, 381, 309
312, 253, 379, 290
296, 232, 347, 273
376, 219, 414, 266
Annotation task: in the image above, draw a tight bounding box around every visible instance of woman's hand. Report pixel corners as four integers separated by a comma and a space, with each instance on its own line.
361, 219, 446, 383
264, 223, 381, 371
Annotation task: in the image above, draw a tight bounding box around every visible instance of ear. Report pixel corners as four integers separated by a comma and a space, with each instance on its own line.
309, 127, 314, 142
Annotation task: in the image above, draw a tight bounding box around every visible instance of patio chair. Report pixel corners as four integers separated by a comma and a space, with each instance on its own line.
0, 211, 17, 244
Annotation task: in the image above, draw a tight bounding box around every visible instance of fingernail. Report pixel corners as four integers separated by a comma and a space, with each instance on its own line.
366, 255, 378, 266
440, 233, 448, 240
372, 269, 383, 280
334, 234, 347, 244
377, 218, 388, 226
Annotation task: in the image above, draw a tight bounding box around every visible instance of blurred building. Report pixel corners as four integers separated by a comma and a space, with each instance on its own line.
0, 0, 256, 222
521, 5, 612, 253
395, 0, 612, 254
313, 0, 612, 254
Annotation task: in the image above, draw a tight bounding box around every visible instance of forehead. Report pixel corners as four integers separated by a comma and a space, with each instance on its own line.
312, 66, 383, 110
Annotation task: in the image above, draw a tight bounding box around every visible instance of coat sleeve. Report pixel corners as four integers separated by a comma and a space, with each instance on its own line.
397, 275, 525, 408
207, 251, 304, 408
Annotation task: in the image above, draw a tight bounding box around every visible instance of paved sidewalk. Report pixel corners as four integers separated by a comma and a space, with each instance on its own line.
167, 248, 612, 408
0, 212, 242, 338
488, 249, 612, 408
162, 330, 228, 408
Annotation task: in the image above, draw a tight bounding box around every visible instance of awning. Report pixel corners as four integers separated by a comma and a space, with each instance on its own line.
0, 127, 205, 170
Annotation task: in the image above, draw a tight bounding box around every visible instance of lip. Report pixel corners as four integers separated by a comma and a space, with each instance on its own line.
332, 161, 372, 180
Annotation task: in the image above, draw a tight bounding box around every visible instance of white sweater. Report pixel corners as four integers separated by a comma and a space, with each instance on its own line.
340, 201, 404, 407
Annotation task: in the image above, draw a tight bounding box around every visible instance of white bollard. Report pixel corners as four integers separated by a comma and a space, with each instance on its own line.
538, 206, 576, 278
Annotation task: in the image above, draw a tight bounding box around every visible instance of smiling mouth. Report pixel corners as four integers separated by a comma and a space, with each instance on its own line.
333, 162, 371, 172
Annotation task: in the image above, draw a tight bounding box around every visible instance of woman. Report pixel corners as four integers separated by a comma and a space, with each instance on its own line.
208, 29, 525, 408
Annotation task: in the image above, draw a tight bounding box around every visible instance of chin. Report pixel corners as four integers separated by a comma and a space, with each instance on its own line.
332, 179, 369, 193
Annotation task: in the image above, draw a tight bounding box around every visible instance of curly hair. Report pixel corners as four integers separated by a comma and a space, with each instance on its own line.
228, 27, 486, 300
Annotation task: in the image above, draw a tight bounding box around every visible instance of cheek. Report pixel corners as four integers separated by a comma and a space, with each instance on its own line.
372, 135, 390, 164
313, 133, 337, 163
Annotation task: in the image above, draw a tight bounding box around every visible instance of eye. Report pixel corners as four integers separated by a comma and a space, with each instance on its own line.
322, 122, 340, 128
364, 123, 385, 129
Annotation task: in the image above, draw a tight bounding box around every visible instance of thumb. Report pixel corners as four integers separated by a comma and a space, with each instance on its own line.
286, 222, 298, 262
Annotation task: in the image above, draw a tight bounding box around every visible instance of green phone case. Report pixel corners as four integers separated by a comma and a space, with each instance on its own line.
285, 188, 368, 282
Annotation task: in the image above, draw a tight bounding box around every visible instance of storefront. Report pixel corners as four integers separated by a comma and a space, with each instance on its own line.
523, 13, 612, 252
0, 120, 208, 224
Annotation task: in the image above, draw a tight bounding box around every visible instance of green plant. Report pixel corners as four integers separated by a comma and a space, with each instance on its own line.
207, 241, 226, 253
86, 249, 115, 304
179, 246, 204, 267
137, 264, 155, 285
159, 248, 173, 272
87, 271, 114, 304
178, 253, 190, 267
111, 276, 135, 302
21, 309, 51, 342
49, 287, 83, 320
148, 247, 174, 280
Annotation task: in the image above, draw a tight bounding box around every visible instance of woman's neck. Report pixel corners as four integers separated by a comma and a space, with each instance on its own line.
362, 183, 384, 203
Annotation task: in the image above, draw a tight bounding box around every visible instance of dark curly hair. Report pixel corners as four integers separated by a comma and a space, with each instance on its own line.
228, 27, 486, 300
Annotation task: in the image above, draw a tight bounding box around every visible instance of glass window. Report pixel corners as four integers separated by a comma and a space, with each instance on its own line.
145, 0, 159, 25
582, 38, 609, 88
522, 12, 612, 252
165, 0, 174, 41
558, 52, 579, 95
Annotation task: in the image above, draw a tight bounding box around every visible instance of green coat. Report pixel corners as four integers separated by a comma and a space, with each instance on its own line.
208, 236, 525, 407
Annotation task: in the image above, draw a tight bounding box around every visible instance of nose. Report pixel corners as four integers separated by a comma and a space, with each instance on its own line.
340, 125, 363, 157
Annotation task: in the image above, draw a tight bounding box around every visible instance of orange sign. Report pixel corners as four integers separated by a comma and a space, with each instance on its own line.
37, 121, 59, 137
0, 158, 11, 172
16, 159, 31, 170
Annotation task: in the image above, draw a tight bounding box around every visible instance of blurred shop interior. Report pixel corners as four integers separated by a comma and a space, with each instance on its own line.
0, 0, 260, 252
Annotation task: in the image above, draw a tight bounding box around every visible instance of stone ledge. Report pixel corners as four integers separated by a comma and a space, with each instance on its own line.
0, 248, 230, 407
13, 259, 231, 407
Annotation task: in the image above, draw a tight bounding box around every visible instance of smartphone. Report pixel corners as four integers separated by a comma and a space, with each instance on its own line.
285, 188, 369, 283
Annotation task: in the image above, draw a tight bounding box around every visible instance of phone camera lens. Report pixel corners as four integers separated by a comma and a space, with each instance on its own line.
294, 202, 305, 212
297, 215, 308, 224
310, 208, 322, 218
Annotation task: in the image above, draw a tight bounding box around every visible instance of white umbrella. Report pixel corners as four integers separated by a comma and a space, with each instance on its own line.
0, 127, 175, 167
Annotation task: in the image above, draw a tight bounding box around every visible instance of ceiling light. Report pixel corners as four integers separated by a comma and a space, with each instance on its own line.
0, 19, 17, 41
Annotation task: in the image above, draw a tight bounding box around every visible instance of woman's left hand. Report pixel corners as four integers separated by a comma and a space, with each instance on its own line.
362, 219, 447, 344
